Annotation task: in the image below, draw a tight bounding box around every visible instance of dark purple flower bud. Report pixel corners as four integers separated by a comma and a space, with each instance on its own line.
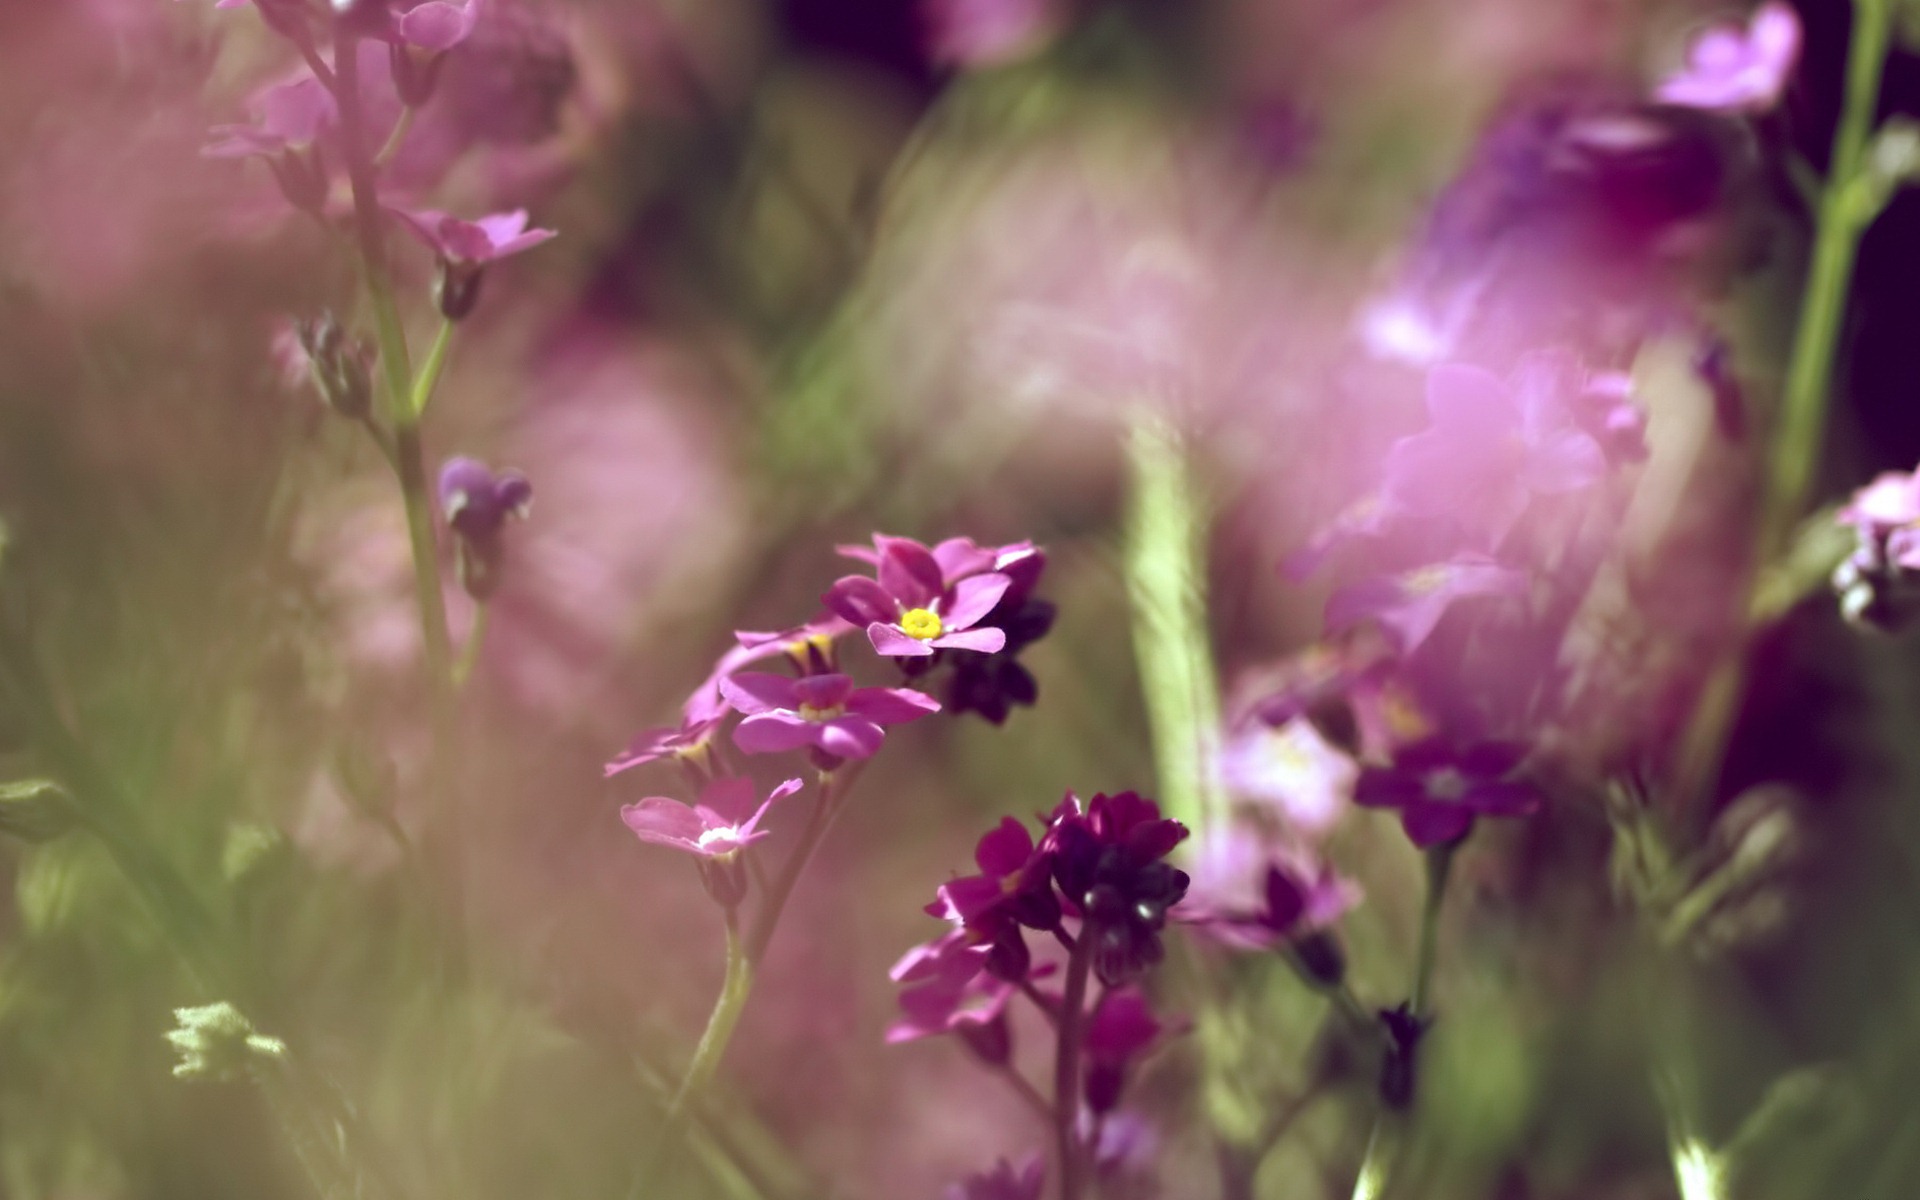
1044, 793, 1191, 988
295, 313, 373, 419
1378, 1003, 1428, 1111
1082, 989, 1164, 1115
437, 456, 533, 600
955, 1010, 1013, 1066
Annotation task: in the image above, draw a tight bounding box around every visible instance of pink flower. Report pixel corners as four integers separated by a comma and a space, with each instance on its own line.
824, 535, 1011, 658
922, 0, 1063, 69
619, 775, 802, 859
1324, 554, 1530, 655
1656, 2, 1801, 115
1181, 823, 1359, 954
1217, 717, 1356, 839
602, 712, 726, 778
391, 207, 556, 265
719, 672, 939, 759
392, 0, 482, 52
204, 76, 337, 159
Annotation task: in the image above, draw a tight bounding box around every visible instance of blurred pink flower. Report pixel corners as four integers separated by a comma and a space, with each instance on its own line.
720, 672, 940, 759
945, 1155, 1045, 1200
1217, 716, 1355, 838
1325, 554, 1530, 655
203, 77, 337, 158
1180, 822, 1359, 953
392, 206, 556, 264
1656, 2, 1801, 114
922, 0, 1063, 68
619, 775, 802, 859
392, 0, 483, 52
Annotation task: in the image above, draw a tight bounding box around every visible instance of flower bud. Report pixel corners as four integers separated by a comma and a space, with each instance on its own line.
296, 313, 374, 420
167, 1002, 287, 1082
435, 261, 486, 321
696, 854, 750, 910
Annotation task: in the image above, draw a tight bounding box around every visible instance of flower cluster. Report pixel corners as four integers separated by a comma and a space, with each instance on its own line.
893, 792, 1186, 1192
608, 534, 1052, 902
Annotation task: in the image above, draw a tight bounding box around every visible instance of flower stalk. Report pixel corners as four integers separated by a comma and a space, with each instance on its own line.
1053, 928, 1096, 1200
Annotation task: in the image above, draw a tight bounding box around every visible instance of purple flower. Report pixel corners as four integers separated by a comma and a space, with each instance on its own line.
1045, 792, 1190, 987
719, 672, 939, 761
824, 535, 1011, 658
1217, 716, 1356, 838
1839, 469, 1920, 567
437, 456, 531, 600
921, 0, 1063, 68
886, 937, 1019, 1058
1354, 740, 1541, 847
602, 712, 725, 779
1384, 357, 1609, 550
1082, 988, 1166, 1114
1656, 2, 1801, 115
619, 776, 802, 859
679, 614, 857, 728
392, 207, 556, 319
1181, 825, 1359, 964
393, 206, 556, 265
927, 816, 1062, 979
1325, 554, 1530, 655
945, 1156, 1046, 1200
204, 77, 337, 158
390, 0, 481, 51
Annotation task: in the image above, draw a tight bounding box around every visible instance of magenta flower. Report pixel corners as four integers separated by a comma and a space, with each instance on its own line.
1181, 825, 1359, 957
1656, 2, 1801, 115
619, 775, 802, 859
945, 1156, 1046, 1200
1354, 740, 1541, 847
393, 207, 556, 265
1839, 469, 1920, 567
824, 535, 1012, 658
603, 712, 726, 779
1324, 554, 1530, 655
390, 0, 481, 51
1045, 792, 1190, 987
1384, 357, 1609, 549
922, 0, 1062, 68
926, 815, 1062, 979
392, 207, 556, 318
719, 672, 939, 760
677, 614, 857, 729
204, 77, 337, 159
886, 937, 1016, 1051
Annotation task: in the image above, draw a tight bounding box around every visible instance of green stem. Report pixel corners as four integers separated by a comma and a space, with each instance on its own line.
1671, 0, 1894, 828
1122, 408, 1224, 834
453, 602, 488, 689
638, 908, 754, 1196
745, 770, 848, 964
1054, 931, 1095, 1200
408, 319, 454, 420
375, 107, 417, 170
1409, 841, 1457, 1019
1349, 840, 1459, 1200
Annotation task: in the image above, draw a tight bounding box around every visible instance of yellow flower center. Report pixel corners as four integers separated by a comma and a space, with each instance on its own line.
899, 607, 944, 640
797, 703, 845, 722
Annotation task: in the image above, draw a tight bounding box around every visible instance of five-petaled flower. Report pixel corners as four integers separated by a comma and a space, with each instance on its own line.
391, 207, 557, 319
719, 672, 939, 762
619, 775, 802, 859
824, 535, 1011, 659
1656, 1, 1801, 115
1354, 740, 1542, 847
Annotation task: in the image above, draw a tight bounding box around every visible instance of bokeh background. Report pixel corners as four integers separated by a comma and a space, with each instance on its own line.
4, 1, 1920, 1197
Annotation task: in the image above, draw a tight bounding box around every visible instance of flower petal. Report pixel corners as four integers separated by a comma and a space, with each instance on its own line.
941, 572, 1012, 631
719, 671, 801, 715
818, 716, 886, 759
845, 686, 942, 724
1399, 804, 1475, 848
877, 537, 944, 607
825, 576, 899, 626
869, 622, 937, 657
619, 798, 705, 851
930, 627, 1006, 654
732, 712, 820, 755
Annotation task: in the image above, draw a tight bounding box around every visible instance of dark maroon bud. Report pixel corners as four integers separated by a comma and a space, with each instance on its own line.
435, 260, 486, 321
696, 855, 750, 910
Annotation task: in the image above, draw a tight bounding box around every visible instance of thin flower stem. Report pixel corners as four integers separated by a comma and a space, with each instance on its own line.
375, 107, 417, 169
641, 908, 756, 1196
746, 768, 852, 964
998, 1064, 1055, 1122
408, 319, 454, 420
335, 28, 465, 979
1053, 933, 1095, 1200
1670, 0, 1895, 831
453, 602, 488, 689
1123, 409, 1224, 835
1348, 840, 1459, 1200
